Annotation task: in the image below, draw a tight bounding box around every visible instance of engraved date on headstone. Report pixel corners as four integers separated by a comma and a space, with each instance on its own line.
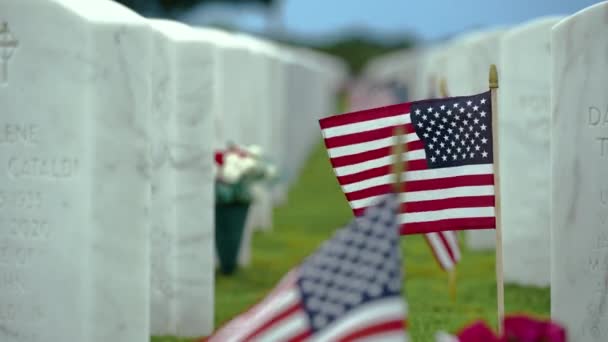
588, 106, 608, 157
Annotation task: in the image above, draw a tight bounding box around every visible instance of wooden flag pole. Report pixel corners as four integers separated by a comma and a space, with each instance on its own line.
439, 78, 449, 98
489, 64, 505, 333
439, 78, 458, 303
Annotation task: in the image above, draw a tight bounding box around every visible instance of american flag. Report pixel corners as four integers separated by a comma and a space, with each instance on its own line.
319, 91, 496, 238
392, 79, 462, 271
206, 194, 408, 342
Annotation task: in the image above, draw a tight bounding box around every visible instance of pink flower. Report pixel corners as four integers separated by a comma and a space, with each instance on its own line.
501, 316, 566, 342
452, 315, 566, 342
458, 321, 500, 342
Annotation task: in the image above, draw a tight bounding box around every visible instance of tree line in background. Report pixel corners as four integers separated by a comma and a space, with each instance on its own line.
115, 0, 416, 74
117, 0, 274, 16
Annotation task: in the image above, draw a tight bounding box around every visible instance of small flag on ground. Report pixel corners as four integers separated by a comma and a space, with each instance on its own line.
319, 91, 496, 237
205, 193, 408, 342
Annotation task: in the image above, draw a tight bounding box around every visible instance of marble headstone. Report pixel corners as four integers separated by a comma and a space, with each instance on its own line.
0, 0, 150, 341
237, 34, 273, 234
266, 44, 289, 206
237, 35, 274, 267
282, 49, 307, 186
289, 49, 326, 181
443, 29, 505, 95
443, 29, 505, 250
551, 2, 608, 340
417, 45, 450, 99
148, 19, 214, 337
219, 35, 249, 146
499, 17, 562, 287
195, 30, 254, 268
193, 28, 232, 151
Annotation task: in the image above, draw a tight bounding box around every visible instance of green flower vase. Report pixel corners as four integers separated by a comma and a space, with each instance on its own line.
215, 202, 250, 275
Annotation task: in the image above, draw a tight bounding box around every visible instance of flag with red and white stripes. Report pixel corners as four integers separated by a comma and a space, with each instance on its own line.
319, 91, 496, 239
206, 193, 408, 342
344, 80, 464, 271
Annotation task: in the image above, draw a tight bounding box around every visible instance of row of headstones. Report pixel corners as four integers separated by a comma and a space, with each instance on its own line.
364, 2, 608, 340
0, 0, 347, 341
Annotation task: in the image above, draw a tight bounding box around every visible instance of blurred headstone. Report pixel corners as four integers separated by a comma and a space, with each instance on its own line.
551, 3, 608, 340
499, 16, 562, 287
148, 19, 215, 337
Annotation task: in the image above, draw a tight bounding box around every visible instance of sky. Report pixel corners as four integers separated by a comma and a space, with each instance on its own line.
181, 0, 603, 43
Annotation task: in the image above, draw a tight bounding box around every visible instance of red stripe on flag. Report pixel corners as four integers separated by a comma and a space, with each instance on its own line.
406, 174, 495, 192
324, 124, 415, 149
286, 330, 313, 342
401, 217, 496, 235
346, 184, 403, 202
402, 196, 495, 213
319, 102, 411, 129
337, 160, 428, 185
242, 302, 302, 341
354, 195, 494, 217
346, 174, 492, 203
337, 319, 406, 342
328, 141, 425, 168
438, 232, 456, 263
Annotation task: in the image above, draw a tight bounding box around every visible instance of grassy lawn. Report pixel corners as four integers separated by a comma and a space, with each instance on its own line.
153, 142, 549, 342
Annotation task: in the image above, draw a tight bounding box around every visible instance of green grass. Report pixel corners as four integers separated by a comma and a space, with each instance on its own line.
153, 142, 549, 342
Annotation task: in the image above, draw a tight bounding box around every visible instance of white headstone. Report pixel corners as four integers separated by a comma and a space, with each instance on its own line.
279, 46, 344, 192
417, 45, 450, 99
0, 0, 150, 341
551, 2, 608, 340
443, 29, 505, 250
499, 17, 562, 287
444, 29, 505, 95
287, 48, 326, 181
236, 34, 274, 267
266, 44, 289, 206
193, 28, 231, 151
191, 29, 260, 269
283, 49, 308, 186
237, 34, 273, 234
220, 35, 250, 146
148, 19, 215, 337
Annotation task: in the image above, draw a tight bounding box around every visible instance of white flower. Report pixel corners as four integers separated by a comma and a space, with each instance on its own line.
221, 163, 242, 184
239, 156, 257, 174
223, 153, 243, 170
216, 143, 279, 185
246, 144, 262, 158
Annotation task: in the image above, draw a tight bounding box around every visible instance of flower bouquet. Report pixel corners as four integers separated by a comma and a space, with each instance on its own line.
436, 315, 566, 342
214, 143, 276, 274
